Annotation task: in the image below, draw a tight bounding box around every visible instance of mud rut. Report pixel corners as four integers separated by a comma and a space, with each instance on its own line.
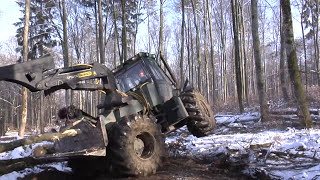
21, 156, 248, 180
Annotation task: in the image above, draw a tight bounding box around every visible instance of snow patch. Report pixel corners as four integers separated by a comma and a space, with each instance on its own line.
0, 141, 53, 160
0, 162, 71, 180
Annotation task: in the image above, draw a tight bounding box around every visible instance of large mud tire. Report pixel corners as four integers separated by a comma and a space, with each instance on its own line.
181, 89, 216, 137
106, 114, 165, 177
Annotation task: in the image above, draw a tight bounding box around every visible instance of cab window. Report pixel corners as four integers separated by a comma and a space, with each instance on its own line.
115, 63, 150, 92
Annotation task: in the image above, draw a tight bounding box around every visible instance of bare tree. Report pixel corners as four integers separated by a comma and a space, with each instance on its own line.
59, 0, 71, 106
207, 0, 216, 103
231, 0, 244, 113
19, 0, 30, 137
191, 0, 202, 91
251, 0, 270, 121
98, 0, 105, 64
121, 0, 127, 62
180, 0, 185, 87
281, 0, 312, 128
280, 5, 289, 100
158, 0, 164, 57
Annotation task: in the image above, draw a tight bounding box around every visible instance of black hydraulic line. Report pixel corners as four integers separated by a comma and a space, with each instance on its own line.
159, 54, 178, 87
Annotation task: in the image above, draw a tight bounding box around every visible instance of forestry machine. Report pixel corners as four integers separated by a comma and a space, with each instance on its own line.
0, 52, 216, 176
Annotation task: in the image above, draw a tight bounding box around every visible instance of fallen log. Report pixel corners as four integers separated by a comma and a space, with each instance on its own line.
270, 109, 319, 115
0, 156, 66, 175
0, 129, 81, 153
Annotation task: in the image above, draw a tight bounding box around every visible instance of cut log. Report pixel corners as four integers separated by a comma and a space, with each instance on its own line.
270, 109, 319, 115
0, 156, 69, 175
0, 129, 81, 153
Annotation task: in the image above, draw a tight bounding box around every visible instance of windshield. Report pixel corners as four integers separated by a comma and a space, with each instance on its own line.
115, 63, 150, 92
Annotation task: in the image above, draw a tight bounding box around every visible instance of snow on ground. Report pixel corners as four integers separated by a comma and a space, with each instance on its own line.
167, 112, 320, 180
0, 141, 53, 160
1, 112, 320, 179
215, 112, 261, 124
0, 162, 71, 180
0, 135, 69, 180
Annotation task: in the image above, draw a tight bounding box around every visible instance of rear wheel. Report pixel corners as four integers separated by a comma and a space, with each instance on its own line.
181, 89, 216, 137
106, 114, 165, 177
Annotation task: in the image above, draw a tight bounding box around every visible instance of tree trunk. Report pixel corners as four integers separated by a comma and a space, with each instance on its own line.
158, 0, 164, 57
19, 0, 31, 138
187, 14, 191, 84
280, 5, 289, 100
112, 0, 120, 66
180, 0, 185, 87
98, 0, 105, 64
60, 0, 71, 107
240, 3, 249, 106
0, 157, 62, 175
251, 0, 270, 121
207, 0, 216, 103
231, 0, 244, 113
0, 129, 82, 153
316, 0, 320, 85
40, 92, 45, 133
300, 1, 308, 91
94, 1, 99, 62
203, 0, 209, 101
120, 0, 127, 63
133, 1, 141, 55
191, 0, 202, 91
281, 0, 312, 128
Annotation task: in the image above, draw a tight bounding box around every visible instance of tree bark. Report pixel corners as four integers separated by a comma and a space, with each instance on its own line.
280, 5, 289, 100
231, 0, 244, 113
19, 0, 31, 138
251, 0, 270, 121
0, 156, 63, 175
203, 0, 210, 101
0, 129, 82, 153
112, 0, 120, 66
94, 1, 99, 62
315, 0, 320, 85
207, 0, 216, 103
300, 0, 308, 92
191, 0, 202, 91
98, 0, 105, 64
281, 0, 312, 128
120, 0, 127, 63
240, 3, 249, 106
60, 0, 71, 107
61, 0, 69, 68
180, 0, 185, 88
158, 0, 164, 57
40, 92, 45, 133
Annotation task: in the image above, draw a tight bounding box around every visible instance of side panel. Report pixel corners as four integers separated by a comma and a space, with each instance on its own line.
163, 96, 188, 126
155, 80, 173, 103
140, 83, 162, 107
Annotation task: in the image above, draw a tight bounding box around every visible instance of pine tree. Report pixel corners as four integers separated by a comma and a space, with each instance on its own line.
15, 0, 57, 59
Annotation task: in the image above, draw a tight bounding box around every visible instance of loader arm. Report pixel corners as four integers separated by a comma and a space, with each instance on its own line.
0, 56, 120, 102
0, 56, 123, 158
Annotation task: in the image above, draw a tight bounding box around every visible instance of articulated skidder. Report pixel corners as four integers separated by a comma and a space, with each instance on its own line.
0, 52, 215, 176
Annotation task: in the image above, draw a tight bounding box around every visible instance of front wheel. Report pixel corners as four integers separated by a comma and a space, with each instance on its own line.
106, 114, 165, 177
181, 89, 216, 137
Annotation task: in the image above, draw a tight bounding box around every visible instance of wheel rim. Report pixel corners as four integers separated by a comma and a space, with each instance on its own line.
134, 132, 155, 159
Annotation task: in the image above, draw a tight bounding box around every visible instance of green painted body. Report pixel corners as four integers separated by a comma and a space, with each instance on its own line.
109, 52, 189, 133
0, 52, 189, 157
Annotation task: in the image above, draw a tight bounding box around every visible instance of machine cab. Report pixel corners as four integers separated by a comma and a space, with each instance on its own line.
114, 53, 189, 132
114, 53, 174, 105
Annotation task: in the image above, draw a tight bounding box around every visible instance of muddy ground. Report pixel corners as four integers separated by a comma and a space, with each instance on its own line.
21, 156, 250, 180
9, 105, 320, 180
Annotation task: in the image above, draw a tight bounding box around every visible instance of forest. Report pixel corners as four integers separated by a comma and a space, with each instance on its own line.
0, 0, 320, 179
